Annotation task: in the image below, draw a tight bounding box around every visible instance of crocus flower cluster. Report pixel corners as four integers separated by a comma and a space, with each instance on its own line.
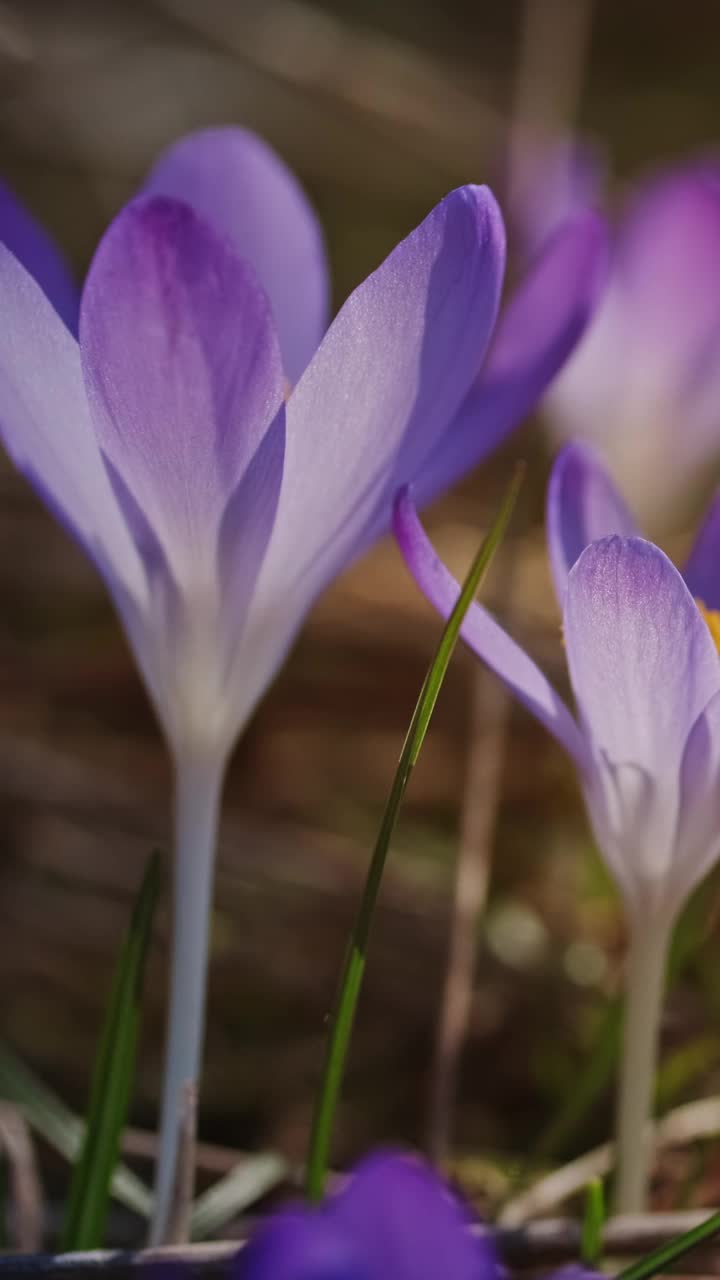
524, 150, 720, 527
6, 110, 718, 1254
236, 1150, 597, 1280
0, 127, 606, 1240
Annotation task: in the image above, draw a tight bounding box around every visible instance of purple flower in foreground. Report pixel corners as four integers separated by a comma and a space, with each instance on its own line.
236, 1152, 495, 1280
395, 441, 720, 1212
235, 1150, 597, 1280
532, 156, 720, 525
0, 128, 606, 1239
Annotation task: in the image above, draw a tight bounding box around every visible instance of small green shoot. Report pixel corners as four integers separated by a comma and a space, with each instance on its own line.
60, 851, 161, 1250
580, 1176, 605, 1268
616, 1207, 720, 1280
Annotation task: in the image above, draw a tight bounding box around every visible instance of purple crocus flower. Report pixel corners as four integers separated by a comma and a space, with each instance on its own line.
236, 1151, 496, 1280
529, 155, 720, 526
0, 128, 606, 1239
235, 1149, 598, 1280
396, 441, 720, 919
394, 440, 720, 1212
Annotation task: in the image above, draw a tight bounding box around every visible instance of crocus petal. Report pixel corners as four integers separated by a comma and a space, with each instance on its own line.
238, 1210, 367, 1280
673, 690, 720, 903
414, 211, 609, 507
545, 167, 720, 525
565, 538, 720, 911
0, 177, 78, 331
546, 442, 639, 604
144, 127, 329, 384
330, 1152, 495, 1280
393, 489, 587, 769
542, 262, 626, 453
256, 185, 506, 611
79, 196, 285, 576
218, 410, 286, 688
683, 492, 720, 609
564, 537, 720, 778
618, 168, 720, 385
0, 243, 143, 598
582, 756, 675, 912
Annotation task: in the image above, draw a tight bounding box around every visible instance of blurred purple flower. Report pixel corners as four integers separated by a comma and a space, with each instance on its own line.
0, 129, 606, 1239
395, 441, 720, 921
509, 130, 606, 258
521, 150, 720, 525
236, 1151, 495, 1280
235, 1150, 599, 1280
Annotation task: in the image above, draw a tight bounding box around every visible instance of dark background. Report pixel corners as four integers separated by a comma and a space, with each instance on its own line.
1, 0, 720, 1211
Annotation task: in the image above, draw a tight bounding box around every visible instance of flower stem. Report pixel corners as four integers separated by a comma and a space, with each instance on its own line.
149, 750, 225, 1245
614, 911, 674, 1214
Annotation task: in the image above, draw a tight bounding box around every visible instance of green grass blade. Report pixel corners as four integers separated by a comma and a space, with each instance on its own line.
60, 852, 161, 1249
616, 1208, 720, 1280
0, 1042, 152, 1220
305, 465, 524, 1201
580, 1177, 605, 1267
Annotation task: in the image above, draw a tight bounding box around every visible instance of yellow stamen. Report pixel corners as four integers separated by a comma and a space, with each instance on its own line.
696, 599, 720, 653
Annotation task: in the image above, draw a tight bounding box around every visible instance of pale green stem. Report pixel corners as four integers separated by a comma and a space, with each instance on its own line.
614, 909, 675, 1214
149, 750, 226, 1245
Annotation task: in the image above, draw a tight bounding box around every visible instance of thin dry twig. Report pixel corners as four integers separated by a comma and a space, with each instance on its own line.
4, 1212, 720, 1275
500, 1095, 720, 1226
122, 1126, 243, 1176
154, 0, 503, 170
426, 660, 510, 1164
508, 0, 596, 212
159, 1082, 197, 1246
498, 1210, 720, 1270
0, 1102, 43, 1252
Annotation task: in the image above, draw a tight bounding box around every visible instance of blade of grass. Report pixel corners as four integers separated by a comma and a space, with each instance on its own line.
61, 852, 161, 1250
615, 1208, 720, 1280
305, 466, 525, 1201
0, 1042, 152, 1220
580, 1177, 605, 1267
190, 1152, 289, 1240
